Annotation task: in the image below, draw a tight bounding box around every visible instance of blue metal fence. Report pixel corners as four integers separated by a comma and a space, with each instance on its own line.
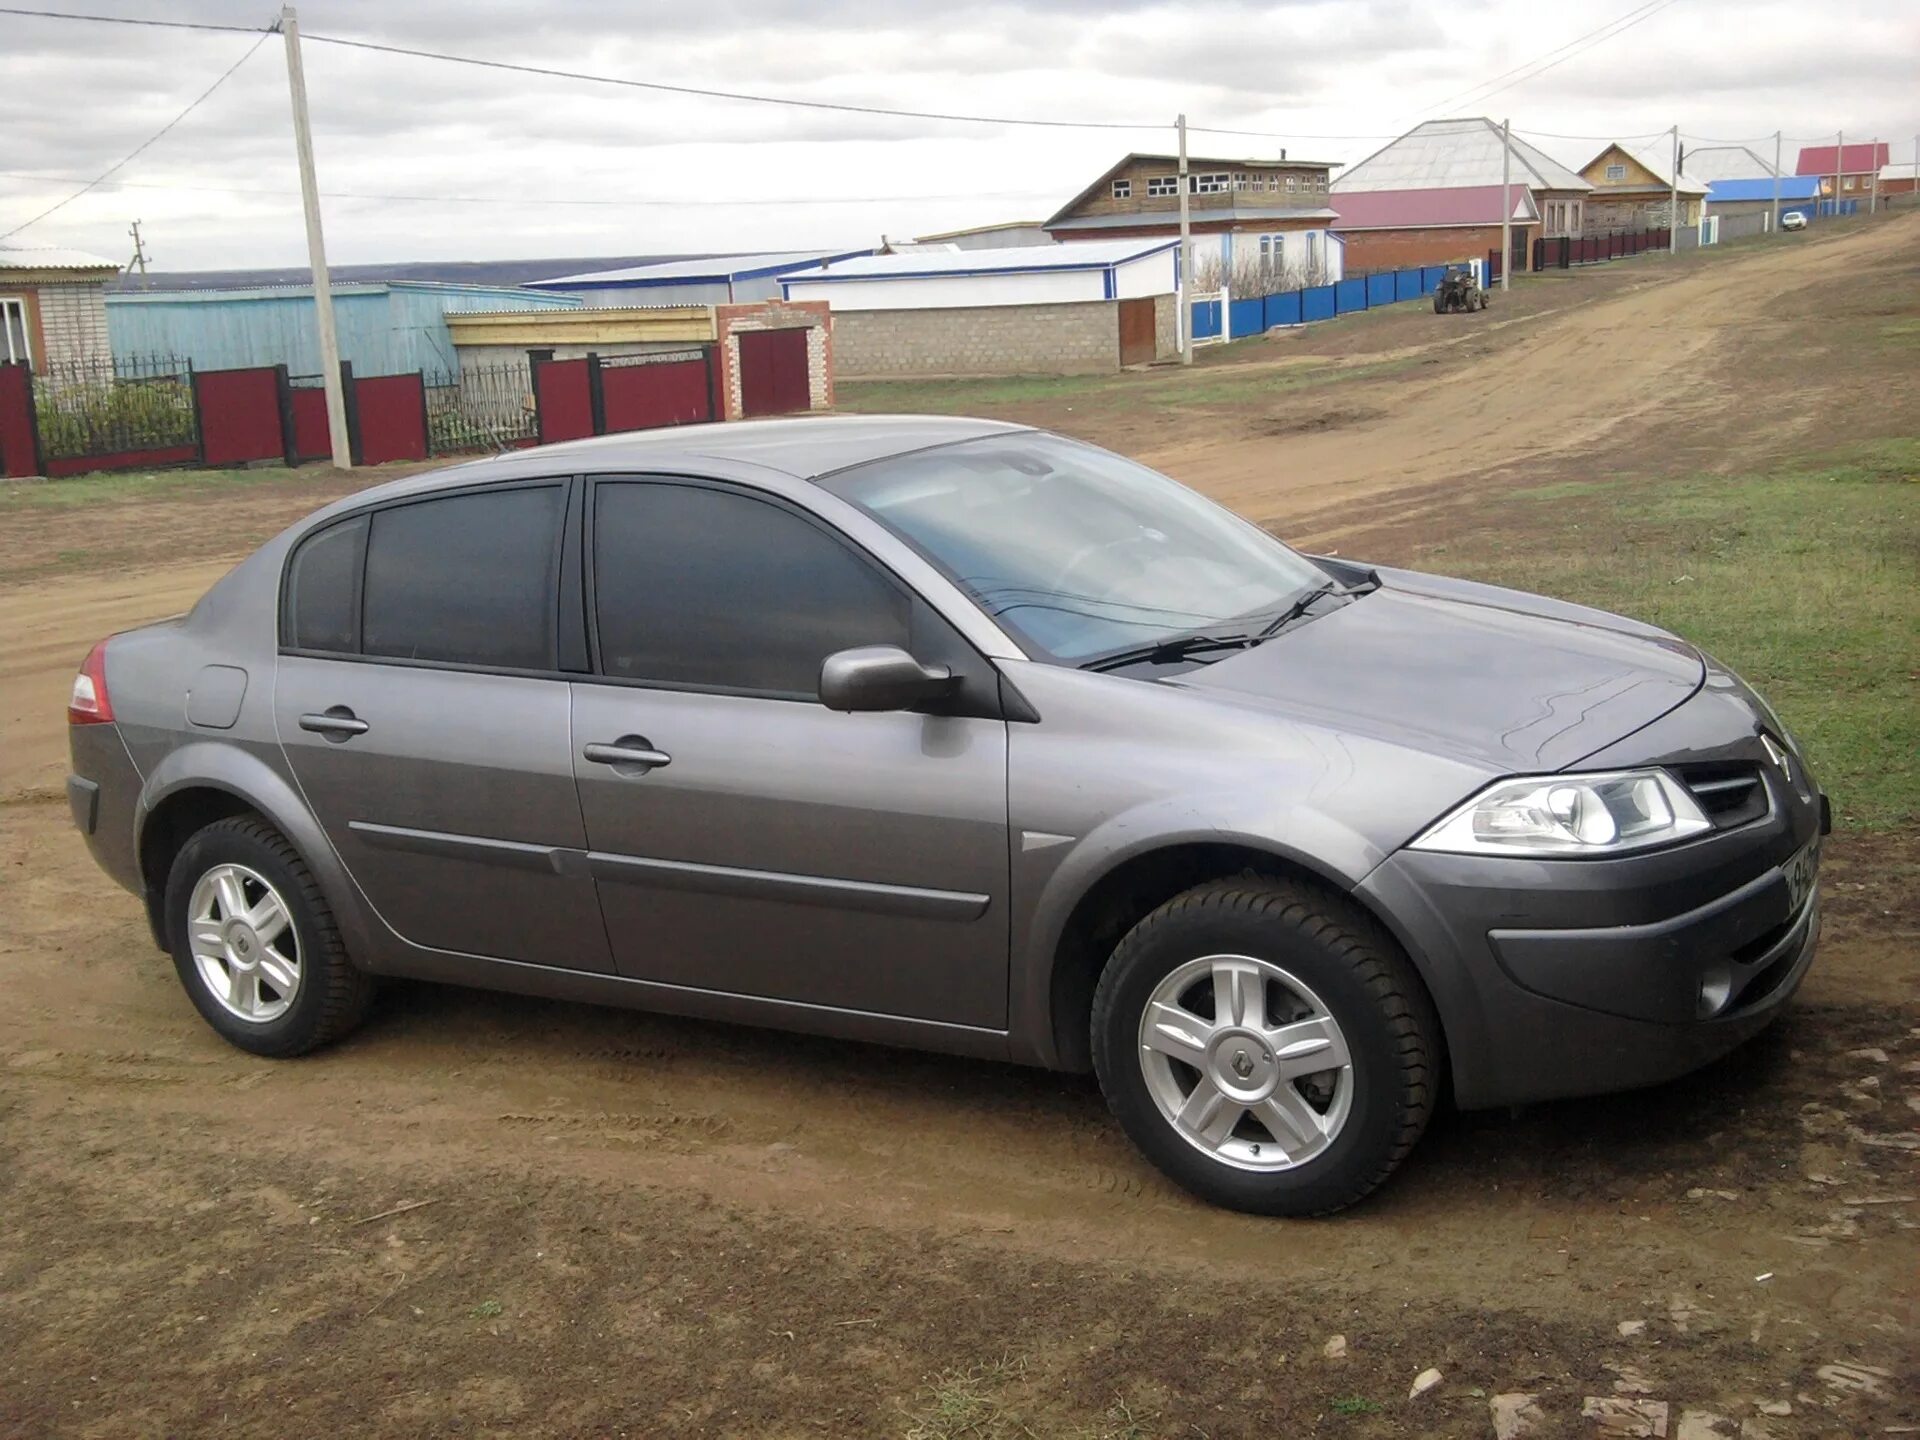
1192, 263, 1460, 343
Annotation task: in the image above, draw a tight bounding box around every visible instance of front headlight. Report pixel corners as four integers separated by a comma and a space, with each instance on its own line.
1410, 769, 1711, 857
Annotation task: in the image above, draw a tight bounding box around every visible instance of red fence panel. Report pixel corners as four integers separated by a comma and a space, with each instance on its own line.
533, 357, 593, 444
194, 366, 290, 466
738, 328, 811, 418
290, 386, 331, 461
600, 354, 713, 433
0, 362, 42, 478
354, 372, 428, 464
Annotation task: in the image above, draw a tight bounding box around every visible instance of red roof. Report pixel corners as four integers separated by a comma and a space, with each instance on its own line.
1795, 142, 1890, 176
1329, 184, 1536, 231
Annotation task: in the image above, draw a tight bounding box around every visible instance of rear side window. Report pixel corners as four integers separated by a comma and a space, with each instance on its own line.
284, 514, 367, 653
592, 482, 909, 697
361, 486, 564, 670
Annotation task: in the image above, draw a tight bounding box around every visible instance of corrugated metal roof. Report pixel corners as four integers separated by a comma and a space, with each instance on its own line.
1330, 185, 1538, 230
1880, 162, 1920, 182
1795, 142, 1889, 176
783, 239, 1176, 284
1049, 208, 1339, 231
532, 249, 871, 288
1676, 145, 1780, 183
105, 254, 716, 293
1705, 177, 1821, 203
1605, 144, 1709, 194
1335, 118, 1591, 195
0, 243, 119, 272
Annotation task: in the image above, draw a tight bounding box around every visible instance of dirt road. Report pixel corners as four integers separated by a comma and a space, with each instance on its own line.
2, 217, 1915, 1438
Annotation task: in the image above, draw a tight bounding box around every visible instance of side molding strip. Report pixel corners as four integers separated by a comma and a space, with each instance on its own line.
586, 850, 991, 921
348, 820, 569, 875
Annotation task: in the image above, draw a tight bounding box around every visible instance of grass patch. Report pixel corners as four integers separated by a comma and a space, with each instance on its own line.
1331, 1395, 1381, 1415
0, 465, 302, 508
1413, 440, 1919, 829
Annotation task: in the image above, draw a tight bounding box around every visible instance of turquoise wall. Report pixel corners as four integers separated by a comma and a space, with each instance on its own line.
107, 281, 581, 378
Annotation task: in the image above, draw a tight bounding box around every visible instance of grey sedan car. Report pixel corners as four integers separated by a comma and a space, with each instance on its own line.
67, 417, 1827, 1215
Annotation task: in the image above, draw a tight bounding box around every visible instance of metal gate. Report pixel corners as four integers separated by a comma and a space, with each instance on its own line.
1117, 297, 1156, 367
737, 328, 811, 418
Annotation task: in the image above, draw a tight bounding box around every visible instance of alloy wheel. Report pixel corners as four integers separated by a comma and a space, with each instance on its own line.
187, 862, 301, 1023
1136, 953, 1353, 1172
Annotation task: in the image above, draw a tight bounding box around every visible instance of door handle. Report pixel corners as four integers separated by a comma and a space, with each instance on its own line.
583, 740, 672, 772
299, 708, 369, 740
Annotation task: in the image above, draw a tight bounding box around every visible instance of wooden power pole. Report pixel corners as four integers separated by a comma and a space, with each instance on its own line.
1500, 117, 1512, 292
1178, 113, 1193, 366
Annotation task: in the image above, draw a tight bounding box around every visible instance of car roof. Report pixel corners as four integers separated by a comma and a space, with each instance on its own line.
346, 414, 1032, 509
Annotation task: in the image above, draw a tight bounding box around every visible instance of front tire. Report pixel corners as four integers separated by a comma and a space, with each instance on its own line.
1091, 877, 1439, 1216
165, 816, 374, 1057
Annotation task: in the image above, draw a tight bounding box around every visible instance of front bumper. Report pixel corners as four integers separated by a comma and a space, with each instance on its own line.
1359, 677, 1827, 1110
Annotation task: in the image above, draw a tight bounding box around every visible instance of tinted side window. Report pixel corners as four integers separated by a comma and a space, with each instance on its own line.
285, 514, 366, 653
362, 486, 563, 670
593, 483, 909, 696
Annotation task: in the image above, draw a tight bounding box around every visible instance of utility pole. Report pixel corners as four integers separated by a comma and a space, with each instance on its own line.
1668, 124, 1679, 253
1833, 129, 1843, 220
1499, 117, 1512, 292
1869, 136, 1879, 213
281, 6, 351, 469
1177, 112, 1193, 366
1771, 131, 1782, 233
127, 219, 150, 289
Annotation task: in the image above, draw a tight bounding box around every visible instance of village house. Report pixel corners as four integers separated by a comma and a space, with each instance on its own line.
0, 243, 119, 370
1577, 143, 1708, 231
1797, 141, 1891, 207
1042, 152, 1342, 290
1331, 118, 1592, 274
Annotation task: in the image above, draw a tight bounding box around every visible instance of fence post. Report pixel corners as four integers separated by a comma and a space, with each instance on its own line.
276, 364, 299, 468
340, 361, 363, 466
586, 352, 606, 436
703, 343, 724, 422
416, 369, 431, 458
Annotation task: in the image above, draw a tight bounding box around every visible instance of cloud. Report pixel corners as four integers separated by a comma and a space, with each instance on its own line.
1, 0, 1914, 265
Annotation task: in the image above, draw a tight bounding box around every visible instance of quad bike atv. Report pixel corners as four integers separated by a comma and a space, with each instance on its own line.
1433, 267, 1490, 313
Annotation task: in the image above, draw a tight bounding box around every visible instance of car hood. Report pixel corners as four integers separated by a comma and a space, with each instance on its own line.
1178, 566, 1704, 774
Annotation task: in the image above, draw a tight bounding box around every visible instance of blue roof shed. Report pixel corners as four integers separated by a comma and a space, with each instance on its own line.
106, 280, 580, 377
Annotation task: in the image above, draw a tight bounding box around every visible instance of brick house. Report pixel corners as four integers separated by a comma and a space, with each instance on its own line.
1333, 119, 1592, 272
1578, 143, 1707, 231
1796, 142, 1891, 205
0, 244, 119, 370
1043, 152, 1342, 289
1330, 185, 1539, 274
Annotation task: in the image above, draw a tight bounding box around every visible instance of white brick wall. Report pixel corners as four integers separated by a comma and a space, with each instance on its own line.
35, 281, 111, 367
831, 300, 1123, 379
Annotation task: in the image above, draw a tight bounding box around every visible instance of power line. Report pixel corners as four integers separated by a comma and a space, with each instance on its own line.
0, 170, 1060, 209
1403, 0, 1683, 123
0, 27, 272, 240
0, 5, 264, 32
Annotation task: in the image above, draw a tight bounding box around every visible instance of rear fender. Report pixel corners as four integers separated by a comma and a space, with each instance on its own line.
136, 741, 388, 969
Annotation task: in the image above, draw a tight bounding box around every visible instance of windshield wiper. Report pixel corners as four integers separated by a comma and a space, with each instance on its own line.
1080, 577, 1378, 675
1080, 631, 1262, 674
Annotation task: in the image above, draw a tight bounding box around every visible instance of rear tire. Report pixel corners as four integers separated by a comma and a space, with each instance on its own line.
164, 816, 374, 1057
1091, 877, 1439, 1216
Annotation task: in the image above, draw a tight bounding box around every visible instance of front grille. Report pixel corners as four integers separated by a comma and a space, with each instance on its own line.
1672, 762, 1769, 831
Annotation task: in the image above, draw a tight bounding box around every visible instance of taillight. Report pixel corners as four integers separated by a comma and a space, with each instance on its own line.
68, 641, 115, 725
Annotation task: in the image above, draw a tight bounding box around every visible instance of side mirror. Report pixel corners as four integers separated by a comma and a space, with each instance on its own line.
819, 645, 956, 713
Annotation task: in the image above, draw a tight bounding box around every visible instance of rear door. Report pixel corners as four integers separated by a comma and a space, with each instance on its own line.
273, 479, 613, 971
569, 476, 1011, 1027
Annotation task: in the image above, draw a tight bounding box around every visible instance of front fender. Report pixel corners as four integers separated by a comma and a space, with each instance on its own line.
1005, 789, 1387, 1069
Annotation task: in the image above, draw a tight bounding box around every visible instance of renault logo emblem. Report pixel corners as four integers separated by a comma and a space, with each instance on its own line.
1232, 1050, 1254, 1079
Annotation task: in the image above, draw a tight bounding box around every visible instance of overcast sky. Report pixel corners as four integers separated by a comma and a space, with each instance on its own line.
2, 0, 1915, 270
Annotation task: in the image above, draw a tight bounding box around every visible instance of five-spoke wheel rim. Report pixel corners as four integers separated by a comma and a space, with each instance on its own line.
187, 863, 300, 1023
1137, 953, 1353, 1172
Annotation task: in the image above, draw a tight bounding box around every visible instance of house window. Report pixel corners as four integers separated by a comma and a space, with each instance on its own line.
1605, 163, 1627, 181
1, 296, 30, 368
1146, 175, 1178, 197
1111, 178, 1132, 200
1285, 175, 1297, 192
1191, 172, 1231, 194
1843, 176, 1856, 190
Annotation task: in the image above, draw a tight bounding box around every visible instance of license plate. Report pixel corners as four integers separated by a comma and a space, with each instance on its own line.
1783, 839, 1820, 916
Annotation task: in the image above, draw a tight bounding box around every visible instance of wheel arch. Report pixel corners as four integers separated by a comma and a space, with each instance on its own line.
135, 744, 375, 964
1025, 833, 1438, 1076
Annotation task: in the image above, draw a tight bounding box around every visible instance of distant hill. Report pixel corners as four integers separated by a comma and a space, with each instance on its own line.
108, 254, 735, 293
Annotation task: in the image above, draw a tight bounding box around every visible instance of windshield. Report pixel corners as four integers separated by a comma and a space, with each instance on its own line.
820, 432, 1327, 662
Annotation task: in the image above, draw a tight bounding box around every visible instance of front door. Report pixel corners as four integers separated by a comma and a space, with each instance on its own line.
571, 477, 1010, 1027
273, 482, 612, 972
